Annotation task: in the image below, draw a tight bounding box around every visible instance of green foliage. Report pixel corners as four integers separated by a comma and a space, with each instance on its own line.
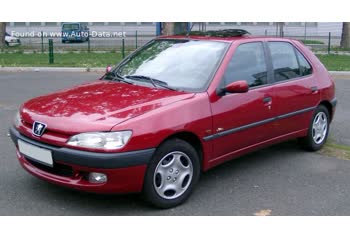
321, 141, 350, 161
301, 39, 324, 45
316, 54, 350, 71
329, 47, 350, 52
0, 52, 349, 71
0, 52, 123, 68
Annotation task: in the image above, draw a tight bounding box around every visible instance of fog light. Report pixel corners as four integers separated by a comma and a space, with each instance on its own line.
88, 172, 107, 183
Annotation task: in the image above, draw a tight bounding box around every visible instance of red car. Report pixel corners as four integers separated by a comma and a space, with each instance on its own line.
10, 30, 336, 208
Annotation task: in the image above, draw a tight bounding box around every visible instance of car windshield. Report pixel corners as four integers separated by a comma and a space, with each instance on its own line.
107, 39, 229, 91
5, 32, 10, 36
62, 24, 80, 31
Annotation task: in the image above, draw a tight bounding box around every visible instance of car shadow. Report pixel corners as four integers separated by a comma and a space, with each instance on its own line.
25, 140, 304, 215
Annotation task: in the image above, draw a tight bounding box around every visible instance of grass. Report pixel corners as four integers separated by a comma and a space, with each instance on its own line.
301, 39, 324, 45
320, 141, 350, 161
1, 52, 350, 71
329, 47, 350, 52
316, 54, 350, 71
0, 52, 124, 68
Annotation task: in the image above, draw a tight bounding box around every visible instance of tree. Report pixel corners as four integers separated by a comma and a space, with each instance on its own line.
340, 22, 350, 48
0, 22, 6, 47
276, 22, 284, 37
161, 22, 175, 36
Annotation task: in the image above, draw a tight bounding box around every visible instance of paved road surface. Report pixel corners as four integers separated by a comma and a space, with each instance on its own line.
0, 72, 349, 215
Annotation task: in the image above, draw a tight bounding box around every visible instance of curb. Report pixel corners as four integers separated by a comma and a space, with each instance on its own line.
329, 71, 350, 74
329, 71, 350, 79
0, 67, 105, 73
1, 67, 350, 76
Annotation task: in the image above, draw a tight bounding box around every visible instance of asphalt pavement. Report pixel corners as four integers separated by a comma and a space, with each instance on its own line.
0, 72, 349, 215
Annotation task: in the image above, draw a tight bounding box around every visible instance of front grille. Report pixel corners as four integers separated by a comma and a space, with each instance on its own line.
26, 158, 74, 177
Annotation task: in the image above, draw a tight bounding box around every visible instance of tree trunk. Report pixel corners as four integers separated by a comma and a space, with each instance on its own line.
340, 22, 350, 48
277, 22, 284, 37
162, 22, 175, 36
0, 22, 6, 47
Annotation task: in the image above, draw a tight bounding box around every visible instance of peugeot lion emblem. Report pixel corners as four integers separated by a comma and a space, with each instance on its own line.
32, 121, 47, 137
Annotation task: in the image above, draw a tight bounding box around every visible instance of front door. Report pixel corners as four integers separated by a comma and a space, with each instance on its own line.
209, 42, 275, 163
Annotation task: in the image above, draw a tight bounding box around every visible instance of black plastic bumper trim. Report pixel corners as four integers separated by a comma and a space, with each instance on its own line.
9, 127, 155, 169
330, 97, 337, 108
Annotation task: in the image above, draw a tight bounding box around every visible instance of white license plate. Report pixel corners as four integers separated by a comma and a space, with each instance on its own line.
18, 140, 53, 167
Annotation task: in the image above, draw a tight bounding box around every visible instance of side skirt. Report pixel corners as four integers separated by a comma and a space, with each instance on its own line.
203, 128, 308, 171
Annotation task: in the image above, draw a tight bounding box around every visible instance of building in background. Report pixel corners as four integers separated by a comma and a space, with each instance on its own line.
6, 22, 343, 37
4, 22, 343, 51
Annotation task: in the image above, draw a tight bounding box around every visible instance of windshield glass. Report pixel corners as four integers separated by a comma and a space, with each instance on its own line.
62, 23, 80, 31
110, 39, 228, 91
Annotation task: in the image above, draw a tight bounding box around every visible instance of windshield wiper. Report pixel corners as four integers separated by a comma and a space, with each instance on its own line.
124, 75, 177, 91
112, 72, 134, 85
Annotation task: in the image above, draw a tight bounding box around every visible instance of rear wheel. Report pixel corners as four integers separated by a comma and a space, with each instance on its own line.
143, 139, 200, 208
299, 105, 330, 151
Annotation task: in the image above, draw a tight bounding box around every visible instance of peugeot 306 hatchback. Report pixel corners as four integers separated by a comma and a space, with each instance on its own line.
10, 30, 336, 208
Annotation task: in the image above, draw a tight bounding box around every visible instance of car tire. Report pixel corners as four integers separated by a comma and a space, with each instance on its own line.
5, 41, 9, 46
143, 138, 200, 208
298, 105, 330, 151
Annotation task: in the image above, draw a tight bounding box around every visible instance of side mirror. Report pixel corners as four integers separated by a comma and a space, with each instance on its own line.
106, 65, 112, 73
223, 80, 249, 94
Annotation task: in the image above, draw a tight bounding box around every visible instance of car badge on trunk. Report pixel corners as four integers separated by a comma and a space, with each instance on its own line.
32, 121, 47, 137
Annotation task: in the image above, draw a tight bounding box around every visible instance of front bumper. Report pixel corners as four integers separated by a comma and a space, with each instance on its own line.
330, 97, 337, 108
10, 127, 155, 193
330, 97, 337, 121
6, 41, 21, 46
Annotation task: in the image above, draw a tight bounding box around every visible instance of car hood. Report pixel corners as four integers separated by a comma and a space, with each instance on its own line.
21, 80, 195, 134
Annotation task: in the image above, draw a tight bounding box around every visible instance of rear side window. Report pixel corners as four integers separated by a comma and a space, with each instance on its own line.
268, 42, 300, 81
223, 42, 268, 88
296, 50, 312, 76
62, 24, 80, 31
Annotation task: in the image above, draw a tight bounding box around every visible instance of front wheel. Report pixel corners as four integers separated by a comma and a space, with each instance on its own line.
298, 105, 330, 151
143, 139, 200, 208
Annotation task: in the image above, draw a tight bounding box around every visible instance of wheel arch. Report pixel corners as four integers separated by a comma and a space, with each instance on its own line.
319, 100, 333, 121
159, 131, 204, 169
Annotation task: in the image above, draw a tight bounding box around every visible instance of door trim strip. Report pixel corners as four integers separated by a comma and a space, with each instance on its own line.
203, 106, 316, 141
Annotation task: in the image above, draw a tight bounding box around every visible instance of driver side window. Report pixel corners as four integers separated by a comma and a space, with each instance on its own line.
222, 42, 268, 88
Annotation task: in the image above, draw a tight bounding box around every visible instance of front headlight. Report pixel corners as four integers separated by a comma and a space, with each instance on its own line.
67, 131, 132, 150
14, 110, 21, 128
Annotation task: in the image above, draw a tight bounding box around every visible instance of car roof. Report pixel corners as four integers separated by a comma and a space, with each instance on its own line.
157, 35, 298, 43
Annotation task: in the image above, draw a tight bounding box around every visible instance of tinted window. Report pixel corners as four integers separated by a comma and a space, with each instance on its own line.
62, 23, 80, 31
269, 42, 300, 81
296, 50, 312, 76
223, 42, 267, 88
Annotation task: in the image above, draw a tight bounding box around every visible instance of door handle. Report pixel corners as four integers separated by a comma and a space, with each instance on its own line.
263, 97, 272, 103
263, 96, 272, 110
311, 86, 318, 93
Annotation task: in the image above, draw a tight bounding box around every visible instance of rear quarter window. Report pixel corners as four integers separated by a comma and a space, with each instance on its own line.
295, 49, 312, 76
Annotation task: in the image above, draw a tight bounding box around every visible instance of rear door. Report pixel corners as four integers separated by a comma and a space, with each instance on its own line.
267, 41, 320, 137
